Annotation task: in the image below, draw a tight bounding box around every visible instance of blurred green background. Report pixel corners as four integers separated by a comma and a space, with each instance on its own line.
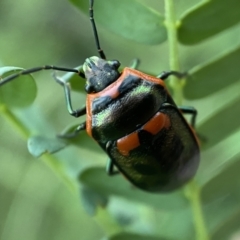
1, 0, 240, 239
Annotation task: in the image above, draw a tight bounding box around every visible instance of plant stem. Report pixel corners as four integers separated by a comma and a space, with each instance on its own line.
164, 0, 183, 105
164, 1, 208, 239
0, 104, 30, 138
185, 181, 209, 240
94, 207, 122, 236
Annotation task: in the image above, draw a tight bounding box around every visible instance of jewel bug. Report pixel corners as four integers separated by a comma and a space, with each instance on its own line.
0, 0, 200, 192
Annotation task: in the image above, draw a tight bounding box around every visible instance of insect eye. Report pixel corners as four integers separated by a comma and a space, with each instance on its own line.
111, 60, 120, 69
85, 84, 95, 93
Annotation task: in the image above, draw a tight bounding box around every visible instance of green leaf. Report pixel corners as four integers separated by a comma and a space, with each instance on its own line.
201, 158, 240, 237
197, 97, 240, 150
196, 129, 240, 186
184, 46, 240, 99
80, 186, 108, 216
69, 0, 166, 45
28, 135, 67, 157
79, 167, 188, 210
178, 0, 240, 44
107, 200, 194, 240
201, 155, 240, 204
203, 193, 240, 239
108, 232, 166, 240
0, 67, 37, 107
211, 210, 240, 240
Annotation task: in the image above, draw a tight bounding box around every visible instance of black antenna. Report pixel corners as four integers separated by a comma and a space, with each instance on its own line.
89, 0, 106, 59
0, 66, 84, 86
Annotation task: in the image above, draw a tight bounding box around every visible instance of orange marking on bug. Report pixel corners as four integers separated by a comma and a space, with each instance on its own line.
86, 101, 93, 137
143, 112, 170, 135
117, 112, 171, 156
117, 132, 140, 156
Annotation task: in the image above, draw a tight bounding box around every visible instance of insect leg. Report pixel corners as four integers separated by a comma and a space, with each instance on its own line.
105, 141, 119, 175
178, 106, 197, 128
106, 158, 120, 175
157, 71, 187, 80
129, 58, 140, 69
52, 72, 86, 118
58, 122, 86, 138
